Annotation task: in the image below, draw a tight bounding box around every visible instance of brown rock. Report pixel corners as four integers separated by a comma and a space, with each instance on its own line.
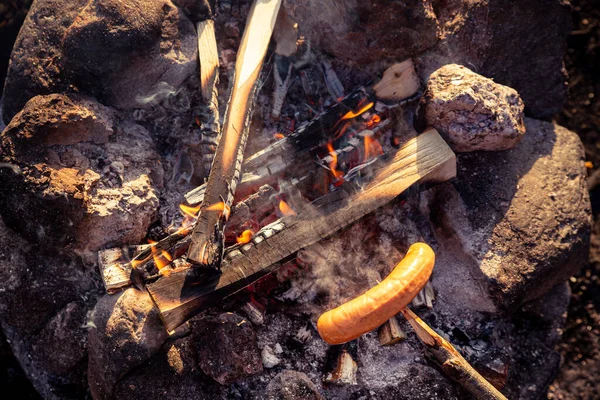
192, 312, 263, 385
417, 0, 571, 119
88, 289, 169, 400
284, 0, 439, 64
266, 370, 324, 400
420, 64, 526, 152
430, 118, 591, 310
0, 93, 161, 253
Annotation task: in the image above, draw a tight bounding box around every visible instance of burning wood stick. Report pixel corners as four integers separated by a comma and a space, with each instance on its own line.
144, 129, 455, 331
185, 60, 419, 206
401, 308, 508, 400
197, 19, 221, 174
187, 0, 282, 269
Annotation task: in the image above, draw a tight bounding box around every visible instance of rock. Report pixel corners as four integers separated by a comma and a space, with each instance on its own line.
1, 0, 88, 122
2, 0, 197, 122
417, 0, 571, 119
88, 289, 169, 400
283, 0, 439, 64
0, 93, 161, 254
420, 64, 526, 152
266, 370, 324, 400
0, 217, 98, 399
430, 118, 591, 310
191, 312, 263, 385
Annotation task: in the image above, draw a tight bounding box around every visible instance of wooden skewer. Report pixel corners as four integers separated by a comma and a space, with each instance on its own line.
187, 0, 283, 269
401, 308, 508, 400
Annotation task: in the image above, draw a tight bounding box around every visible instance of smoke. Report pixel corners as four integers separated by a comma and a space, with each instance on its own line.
136, 81, 190, 111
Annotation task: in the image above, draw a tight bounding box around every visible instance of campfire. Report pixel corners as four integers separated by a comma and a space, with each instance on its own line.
0, 0, 592, 399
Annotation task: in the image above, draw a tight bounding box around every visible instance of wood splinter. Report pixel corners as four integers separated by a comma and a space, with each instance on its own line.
324, 350, 358, 385
378, 316, 407, 346
401, 308, 508, 400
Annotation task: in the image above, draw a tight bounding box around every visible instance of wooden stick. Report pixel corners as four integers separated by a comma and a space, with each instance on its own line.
401, 308, 508, 400
187, 0, 283, 268
147, 129, 456, 331
378, 316, 407, 346
197, 19, 221, 174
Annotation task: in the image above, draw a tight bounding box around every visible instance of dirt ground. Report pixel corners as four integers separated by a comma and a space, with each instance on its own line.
0, 1, 598, 399
548, 0, 600, 399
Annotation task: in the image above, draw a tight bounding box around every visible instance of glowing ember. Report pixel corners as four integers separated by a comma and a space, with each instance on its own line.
279, 200, 297, 216
236, 229, 254, 244
364, 135, 384, 161
274, 133, 285, 140
341, 101, 374, 121
180, 203, 200, 218
327, 142, 345, 183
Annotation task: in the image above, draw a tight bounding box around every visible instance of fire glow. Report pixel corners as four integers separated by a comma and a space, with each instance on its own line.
236, 229, 254, 244
279, 200, 297, 216
341, 101, 374, 121
327, 142, 345, 184
180, 203, 200, 218
148, 240, 173, 270
364, 135, 384, 161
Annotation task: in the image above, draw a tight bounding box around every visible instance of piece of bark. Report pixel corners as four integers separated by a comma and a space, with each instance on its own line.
401, 308, 507, 400
323, 350, 357, 385
187, 0, 283, 268
378, 316, 407, 346
147, 129, 456, 331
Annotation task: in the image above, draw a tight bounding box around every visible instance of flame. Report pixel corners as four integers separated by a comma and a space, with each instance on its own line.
180, 203, 200, 218
364, 135, 384, 161
341, 101, 374, 121
148, 240, 172, 270
206, 201, 225, 211
274, 133, 285, 140
327, 142, 344, 183
236, 229, 254, 244
366, 114, 381, 128
195, 116, 201, 127
279, 200, 297, 216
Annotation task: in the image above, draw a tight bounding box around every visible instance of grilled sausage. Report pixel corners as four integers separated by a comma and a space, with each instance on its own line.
317, 242, 435, 345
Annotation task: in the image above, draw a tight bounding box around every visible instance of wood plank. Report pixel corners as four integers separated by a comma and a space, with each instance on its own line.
187, 0, 283, 267
147, 129, 456, 331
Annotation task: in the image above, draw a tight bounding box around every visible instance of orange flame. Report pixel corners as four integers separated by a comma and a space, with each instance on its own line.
327, 142, 344, 183
274, 133, 285, 140
236, 230, 254, 244
364, 135, 384, 161
341, 101, 374, 121
366, 114, 381, 128
279, 200, 297, 216
148, 240, 172, 270
206, 201, 225, 211
180, 203, 200, 218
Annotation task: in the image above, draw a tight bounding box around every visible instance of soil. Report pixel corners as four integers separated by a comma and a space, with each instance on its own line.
0, 1, 598, 399
548, 0, 600, 399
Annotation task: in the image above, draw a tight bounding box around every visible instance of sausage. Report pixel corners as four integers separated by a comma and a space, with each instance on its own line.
317, 242, 435, 345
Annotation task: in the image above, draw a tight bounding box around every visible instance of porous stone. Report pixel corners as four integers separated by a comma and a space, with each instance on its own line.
429, 118, 591, 310
87, 289, 169, 400
0, 93, 161, 254
266, 370, 324, 400
420, 64, 526, 152
191, 312, 263, 385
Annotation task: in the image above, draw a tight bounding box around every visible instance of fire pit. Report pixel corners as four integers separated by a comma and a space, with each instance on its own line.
0, 0, 591, 399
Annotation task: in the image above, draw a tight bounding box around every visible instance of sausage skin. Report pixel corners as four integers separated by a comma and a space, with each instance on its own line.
317, 242, 435, 345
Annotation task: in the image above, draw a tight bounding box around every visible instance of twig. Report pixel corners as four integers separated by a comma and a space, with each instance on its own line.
401, 308, 508, 400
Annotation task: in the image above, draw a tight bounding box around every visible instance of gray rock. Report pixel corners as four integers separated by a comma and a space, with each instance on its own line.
266, 370, 324, 400
420, 64, 526, 152
0, 93, 161, 255
430, 118, 591, 310
192, 312, 263, 385
88, 289, 169, 400
2, 0, 197, 122
417, 0, 571, 119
